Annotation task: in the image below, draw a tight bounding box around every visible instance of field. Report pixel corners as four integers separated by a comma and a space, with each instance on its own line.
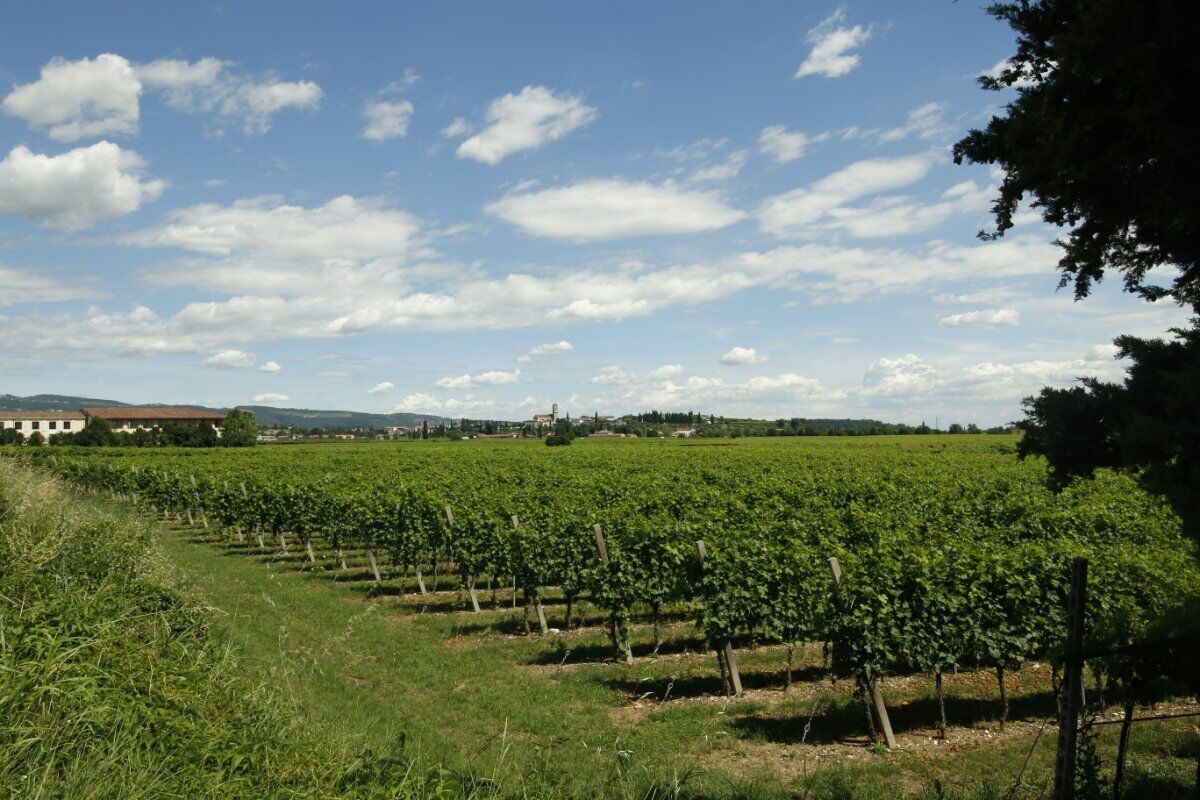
13, 435, 1200, 798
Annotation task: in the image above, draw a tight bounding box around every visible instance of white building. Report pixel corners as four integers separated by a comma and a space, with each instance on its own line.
0, 410, 85, 438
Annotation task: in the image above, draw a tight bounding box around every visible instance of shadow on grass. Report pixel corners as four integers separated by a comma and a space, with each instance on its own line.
731, 690, 1057, 745
600, 664, 830, 699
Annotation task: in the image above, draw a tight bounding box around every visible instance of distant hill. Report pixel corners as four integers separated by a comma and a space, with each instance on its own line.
240, 405, 450, 429
0, 394, 449, 429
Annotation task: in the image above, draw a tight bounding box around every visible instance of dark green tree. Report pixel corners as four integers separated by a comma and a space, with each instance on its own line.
74, 416, 115, 446
221, 408, 259, 447
956, 0, 1200, 542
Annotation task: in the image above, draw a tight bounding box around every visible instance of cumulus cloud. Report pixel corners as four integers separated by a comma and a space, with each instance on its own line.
486, 178, 745, 241
366, 380, 395, 394
1, 54, 141, 141
258, 360, 282, 373
518, 340, 573, 363
758, 125, 815, 163
720, 346, 768, 365
0, 264, 95, 305
362, 99, 413, 141
391, 392, 540, 417
455, 86, 596, 164
938, 308, 1020, 328
757, 153, 991, 239
0, 142, 164, 229
1, 53, 321, 140
436, 369, 521, 389
251, 392, 288, 403
795, 9, 873, 79
201, 349, 256, 369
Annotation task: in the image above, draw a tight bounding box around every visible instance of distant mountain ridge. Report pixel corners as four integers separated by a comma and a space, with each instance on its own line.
0, 394, 450, 429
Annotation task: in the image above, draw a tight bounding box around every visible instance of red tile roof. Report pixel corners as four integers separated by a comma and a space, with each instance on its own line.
81, 406, 225, 420
0, 410, 85, 420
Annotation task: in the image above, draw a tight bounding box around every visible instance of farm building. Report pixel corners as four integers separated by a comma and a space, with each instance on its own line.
0, 410, 85, 435
81, 406, 226, 431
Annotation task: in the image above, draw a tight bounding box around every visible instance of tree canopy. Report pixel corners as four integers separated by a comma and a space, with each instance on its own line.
221, 408, 258, 447
954, 0, 1200, 309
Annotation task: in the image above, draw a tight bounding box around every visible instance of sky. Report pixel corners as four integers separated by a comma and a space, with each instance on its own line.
0, 2, 1188, 426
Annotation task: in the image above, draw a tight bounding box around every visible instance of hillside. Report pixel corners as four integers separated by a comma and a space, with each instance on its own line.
0, 394, 449, 429
240, 405, 449, 429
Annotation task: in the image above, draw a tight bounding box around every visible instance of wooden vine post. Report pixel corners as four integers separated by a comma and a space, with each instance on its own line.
696, 540, 743, 696
446, 506, 481, 612
594, 524, 633, 665
1053, 558, 1088, 800
362, 523, 382, 584
189, 474, 208, 529
828, 556, 897, 749
511, 515, 548, 634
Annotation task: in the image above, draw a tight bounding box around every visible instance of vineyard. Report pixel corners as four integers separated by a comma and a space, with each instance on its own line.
18, 434, 1198, 757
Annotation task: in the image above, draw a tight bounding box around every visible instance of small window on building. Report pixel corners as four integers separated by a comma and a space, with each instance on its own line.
32, 421, 39, 430
14, 421, 22, 430
49, 421, 57, 430
63, 421, 71, 430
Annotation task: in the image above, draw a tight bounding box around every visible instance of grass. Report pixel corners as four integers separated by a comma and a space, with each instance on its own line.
152, 508, 1200, 799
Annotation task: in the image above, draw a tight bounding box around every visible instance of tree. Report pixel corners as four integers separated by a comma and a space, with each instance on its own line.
956, 0, 1200, 543
221, 408, 259, 447
74, 416, 115, 446
27, 431, 45, 446
1019, 327, 1199, 540
0, 428, 24, 445
953, 0, 1199, 309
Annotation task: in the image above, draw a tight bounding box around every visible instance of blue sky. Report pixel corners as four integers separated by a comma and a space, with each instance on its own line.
0, 2, 1187, 425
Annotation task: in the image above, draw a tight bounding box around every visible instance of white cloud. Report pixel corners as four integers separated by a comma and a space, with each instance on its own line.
251, 392, 288, 403
689, 150, 749, 183
938, 308, 1020, 328
362, 99, 414, 141
2, 54, 141, 141
204, 178, 227, 188
720, 346, 768, 365
518, 340, 573, 362
128, 194, 421, 261
758, 125, 813, 163
224, 80, 322, 134
2, 54, 321, 140
391, 392, 527, 416
0, 264, 94, 305
201, 349, 256, 369
455, 86, 596, 165
861, 353, 937, 395
258, 360, 282, 373
486, 178, 745, 242
136, 57, 226, 111
0, 142, 164, 229
878, 102, 950, 143
442, 117, 471, 138
0, 231, 1070, 363
981, 58, 1037, 89
795, 9, 873, 79
757, 152, 991, 239
366, 380, 395, 395
758, 152, 935, 235
436, 369, 521, 389
649, 364, 683, 378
